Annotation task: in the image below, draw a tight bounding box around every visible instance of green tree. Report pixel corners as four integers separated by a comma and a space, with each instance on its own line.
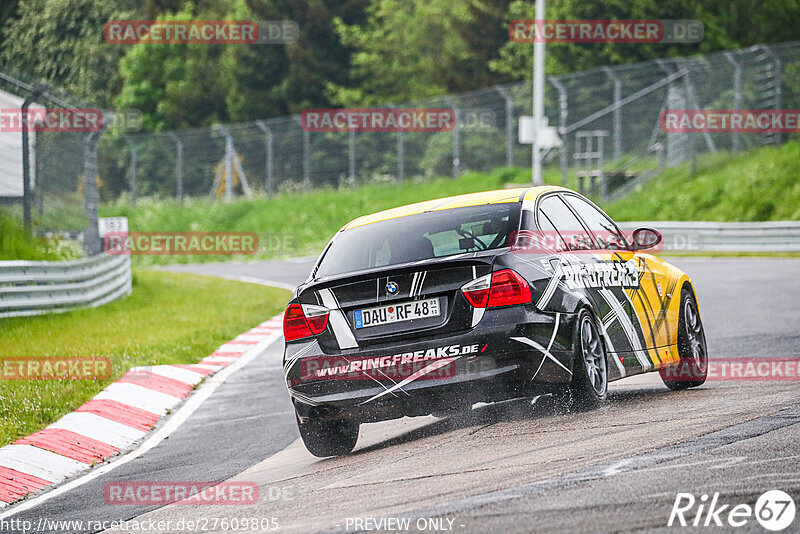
491, 0, 800, 80
115, 2, 242, 130
116, 0, 366, 127
245, 0, 368, 114
0, 0, 140, 106
329, 0, 507, 106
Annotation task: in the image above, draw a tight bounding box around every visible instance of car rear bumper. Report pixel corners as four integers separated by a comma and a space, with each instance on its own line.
283, 307, 577, 423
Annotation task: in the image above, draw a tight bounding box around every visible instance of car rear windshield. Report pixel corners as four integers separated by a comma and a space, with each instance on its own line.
314, 203, 517, 278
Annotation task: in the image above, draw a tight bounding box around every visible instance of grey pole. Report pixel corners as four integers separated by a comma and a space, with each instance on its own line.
213, 125, 234, 200
443, 97, 461, 177
225, 135, 233, 200
761, 45, 783, 145
348, 129, 356, 185
123, 135, 138, 207
296, 116, 310, 187
168, 132, 183, 203
548, 77, 569, 187
677, 59, 717, 153
603, 67, 623, 161
84, 123, 108, 256
494, 86, 514, 166
531, 0, 546, 185
255, 120, 274, 196
723, 52, 743, 153
389, 104, 404, 182
21, 85, 46, 230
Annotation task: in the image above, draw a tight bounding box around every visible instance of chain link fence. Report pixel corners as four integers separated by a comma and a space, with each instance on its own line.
3, 41, 800, 246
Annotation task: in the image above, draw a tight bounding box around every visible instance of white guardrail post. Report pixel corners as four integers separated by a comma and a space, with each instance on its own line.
618, 222, 800, 252
0, 254, 132, 319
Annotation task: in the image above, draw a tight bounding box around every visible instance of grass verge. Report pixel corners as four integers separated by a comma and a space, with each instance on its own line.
0, 210, 81, 261
0, 269, 289, 447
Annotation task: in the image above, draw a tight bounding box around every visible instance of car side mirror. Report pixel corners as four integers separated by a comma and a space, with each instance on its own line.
631, 228, 662, 251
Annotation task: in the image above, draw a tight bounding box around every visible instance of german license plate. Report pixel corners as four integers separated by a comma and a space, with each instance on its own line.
354, 298, 440, 329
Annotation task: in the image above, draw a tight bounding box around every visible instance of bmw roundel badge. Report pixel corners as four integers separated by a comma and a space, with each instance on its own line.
386, 281, 398, 294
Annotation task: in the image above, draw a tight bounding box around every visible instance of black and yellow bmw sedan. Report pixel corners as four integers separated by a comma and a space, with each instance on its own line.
283, 187, 708, 456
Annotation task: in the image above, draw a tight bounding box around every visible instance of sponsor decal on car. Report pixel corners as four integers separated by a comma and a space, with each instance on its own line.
301, 344, 481, 380
559, 260, 640, 290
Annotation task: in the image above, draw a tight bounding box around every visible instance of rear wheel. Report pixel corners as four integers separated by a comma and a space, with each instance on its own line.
660, 288, 708, 390
296, 415, 359, 457
561, 309, 608, 410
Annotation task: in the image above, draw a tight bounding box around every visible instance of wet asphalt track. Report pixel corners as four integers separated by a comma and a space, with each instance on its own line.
4, 258, 800, 533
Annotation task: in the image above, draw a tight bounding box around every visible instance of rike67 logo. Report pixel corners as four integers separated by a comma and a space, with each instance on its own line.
669, 490, 796, 531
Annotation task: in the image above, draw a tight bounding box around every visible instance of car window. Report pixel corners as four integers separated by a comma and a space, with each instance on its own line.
563, 195, 630, 250
315, 204, 515, 278
537, 195, 595, 251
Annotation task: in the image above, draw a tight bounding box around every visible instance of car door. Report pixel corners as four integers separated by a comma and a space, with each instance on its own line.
534, 193, 639, 370
561, 194, 674, 366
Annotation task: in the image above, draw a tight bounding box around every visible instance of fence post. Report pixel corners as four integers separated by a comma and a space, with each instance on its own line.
348, 129, 356, 185
168, 132, 183, 203
603, 67, 623, 161
389, 104, 404, 182
295, 117, 310, 187
444, 97, 461, 177
21, 85, 46, 231
494, 86, 514, 167
678, 59, 717, 153
83, 126, 107, 255
548, 77, 569, 187
761, 45, 783, 145
123, 135, 138, 207
255, 120, 274, 196
658, 59, 716, 155
723, 52, 743, 153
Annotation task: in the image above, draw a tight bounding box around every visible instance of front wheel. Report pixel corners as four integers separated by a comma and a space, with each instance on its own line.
560, 309, 608, 411
660, 288, 708, 390
297, 415, 359, 457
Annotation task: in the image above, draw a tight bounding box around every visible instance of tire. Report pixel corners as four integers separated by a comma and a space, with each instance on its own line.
561, 309, 608, 411
660, 287, 708, 390
297, 415, 359, 457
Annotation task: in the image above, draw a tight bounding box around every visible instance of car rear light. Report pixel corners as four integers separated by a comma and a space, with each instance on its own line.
303, 304, 330, 334
461, 269, 531, 309
487, 269, 532, 307
461, 274, 491, 307
283, 303, 329, 342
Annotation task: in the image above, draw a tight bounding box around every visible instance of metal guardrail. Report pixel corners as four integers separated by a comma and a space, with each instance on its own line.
618, 221, 800, 252
0, 254, 132, 318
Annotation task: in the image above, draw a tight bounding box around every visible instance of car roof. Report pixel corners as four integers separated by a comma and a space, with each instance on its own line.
342, 185, 567, 230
